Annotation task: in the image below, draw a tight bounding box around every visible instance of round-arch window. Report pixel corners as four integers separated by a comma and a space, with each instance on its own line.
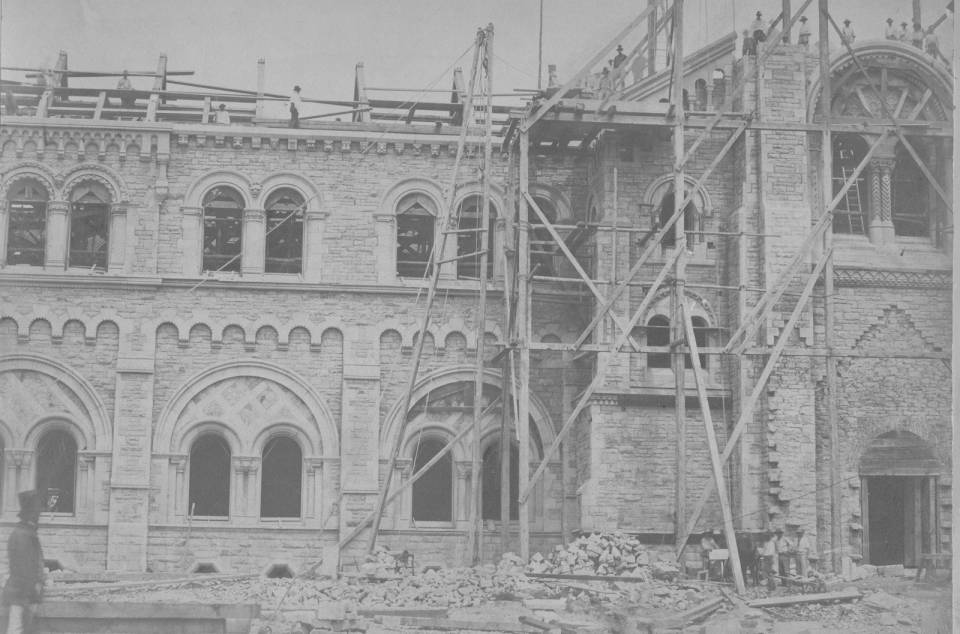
36, 429, 77, 513
411, 437, 452, 522
202, 187, 244, 272
6, 179, 49, 266
188, 433, 231, 517
68, 181, 111, 270
261, 436, 302, 518
456, 195, 497, 280
264, 188, 305, 274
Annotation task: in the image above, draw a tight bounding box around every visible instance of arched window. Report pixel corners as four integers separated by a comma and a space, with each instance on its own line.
712, 69, 726, 109
457, 195, 496, 280
188, 433, 231, 517
646, 315, 671, 368
68, 182, 110, 269
528, 196, 557, 277
411, 437, 453, 522
35, 429, 77, 513
657, 189, 698, 249
6, 179, 48, 266
482, 440, 519, 520
202, 186, 244, 272
831, 134, 868, 235
264, 188, 304, 274
396, 193, 436, 278
694, 78, 708, 111
260, 436, 302, 518
891, 143, 930, 237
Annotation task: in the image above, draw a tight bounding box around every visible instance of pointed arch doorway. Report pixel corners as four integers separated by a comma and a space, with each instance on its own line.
859, 431, 941, 567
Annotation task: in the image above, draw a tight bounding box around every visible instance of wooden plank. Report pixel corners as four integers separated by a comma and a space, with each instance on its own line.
519, 615, 562, 633
525, 572, 650, 583
356, 606, 448, 617
908, 88, 933, 120
93, 91, 106, 120
746, 588, 861, 608
36, 601, 259, 619
681, 297, 745, 594
47, 573, 258, 596
676, 250, 832, 556
393, 616, 541, 633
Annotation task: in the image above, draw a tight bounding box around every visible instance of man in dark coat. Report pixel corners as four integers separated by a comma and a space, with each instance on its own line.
3, 490, 44, 634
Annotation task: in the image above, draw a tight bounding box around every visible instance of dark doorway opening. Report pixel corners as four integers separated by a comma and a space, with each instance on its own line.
866, 476, 906, 565
863, 476, 938, 567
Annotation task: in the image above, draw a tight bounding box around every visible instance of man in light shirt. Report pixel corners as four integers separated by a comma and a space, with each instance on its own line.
795, 527, 816, 577
215, 103, 231, 125
797, 16, 811, 47
884, 18, 898, 40
774, 528, 793, 577
759, 531, 777, 590
840, 19, 856, 46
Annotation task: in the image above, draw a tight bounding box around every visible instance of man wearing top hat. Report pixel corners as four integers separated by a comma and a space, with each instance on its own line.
3, 490, 45, 634
884, 18, 899, 40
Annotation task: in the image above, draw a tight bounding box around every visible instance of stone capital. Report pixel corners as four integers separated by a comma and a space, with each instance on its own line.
47, 200, 69, 214
243, 208, 265, 222
232, 455, 259, 474
110, 203, 129, 217
5, 448, 33, 468
395, 459, 413, 478
169, 455, 188, 473
305, 211, 330, 222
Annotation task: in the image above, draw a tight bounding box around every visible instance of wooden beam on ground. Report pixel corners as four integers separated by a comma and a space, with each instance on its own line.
681, 296, 745, 594
522, 0, 664, 131
746, 588, 861, 608
676, 249, 832, 558
519, 246, 683, 505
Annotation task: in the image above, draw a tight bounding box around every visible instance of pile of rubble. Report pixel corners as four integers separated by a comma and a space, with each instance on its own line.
526, 531, 680, 580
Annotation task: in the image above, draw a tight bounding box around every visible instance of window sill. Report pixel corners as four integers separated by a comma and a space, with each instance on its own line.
408, 521, 456, 530
186, 516, 231, 522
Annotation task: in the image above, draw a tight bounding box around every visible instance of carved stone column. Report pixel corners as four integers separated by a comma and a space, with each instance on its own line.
867, 157, 896, 246
455, 460, 473, 524
4, 449, 32, 517
242, 208, 265, 275
232, 456, 259, 518
108, 203, 128, 272
493, 216, 506, 280
44, 200, 69, 268
169, 455, 187, 520
393, 459, 413, 529
0, 204, 9, 265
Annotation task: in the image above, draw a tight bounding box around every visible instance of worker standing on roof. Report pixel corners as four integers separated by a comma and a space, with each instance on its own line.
840, 19, 856, 45
910, 22, 925, 49
884, 18, 898, 40
898, 21, 910, 41
742, 29, 757, 57
797, 16, 811, 47
117, 71, 135, 110
3, 491, 44, 634
751, 11, 766, 45
215, 103, 231, 125
613, 45, 627, 70
289, 85, 301, 129
924, 28, 946, 64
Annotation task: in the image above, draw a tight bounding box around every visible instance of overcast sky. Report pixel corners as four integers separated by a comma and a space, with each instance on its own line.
0, 0, 954, 118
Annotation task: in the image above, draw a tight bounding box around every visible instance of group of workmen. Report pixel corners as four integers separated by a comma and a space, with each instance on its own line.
742, 10, 948, 65
700, 526, 816, 589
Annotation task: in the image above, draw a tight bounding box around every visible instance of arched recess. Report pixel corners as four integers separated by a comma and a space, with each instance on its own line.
255, 173, 323, 212
380, 367, 555, 460
0, 163, 59, 201
154, 360, 337, 457
0, 354, 111, 450
61, 163, 127, 206
379, 177, 445, 218
806, 42, 952, 123
182, 170, 254, 209
858, 430, 942, 567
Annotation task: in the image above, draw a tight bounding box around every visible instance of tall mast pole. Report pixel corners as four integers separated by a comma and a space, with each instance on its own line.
468, 23, 495, 566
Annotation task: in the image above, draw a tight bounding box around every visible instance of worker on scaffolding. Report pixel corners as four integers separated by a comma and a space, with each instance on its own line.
742, 29, 757, 57
797, 16, 811, 47
898, 21, 910, 41
117, 70, 136, 110
2, 490, 45, 634
884, 18, 899, 40
288, 85, 301, 129
215, 103, 231, 125
840, 19, 856, 45
910, 21, 925, 49
924, 28, 947, 64
750, 11, 767, 46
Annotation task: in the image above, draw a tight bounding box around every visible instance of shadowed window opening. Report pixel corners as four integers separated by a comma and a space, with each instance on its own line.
260, 436, 302, 518
411, 437, 452, 522
265, 188, 304, 274
482, 440, 519, 520
68, 182, 110, 270
396, 193, 436, 278
6, 179, 48, 266
892, 143, 930, 237
202, 186, 243, 272
657, 189, 698, 249
646, 315, 671, 369
457, 195, 496, 280
188, 433, 231, 517
35, 429, 77, 513
528, 197, 557, 277
831, 134, 868, 235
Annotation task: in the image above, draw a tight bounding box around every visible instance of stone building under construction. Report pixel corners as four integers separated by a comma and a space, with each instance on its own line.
0, 2, 954, 580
